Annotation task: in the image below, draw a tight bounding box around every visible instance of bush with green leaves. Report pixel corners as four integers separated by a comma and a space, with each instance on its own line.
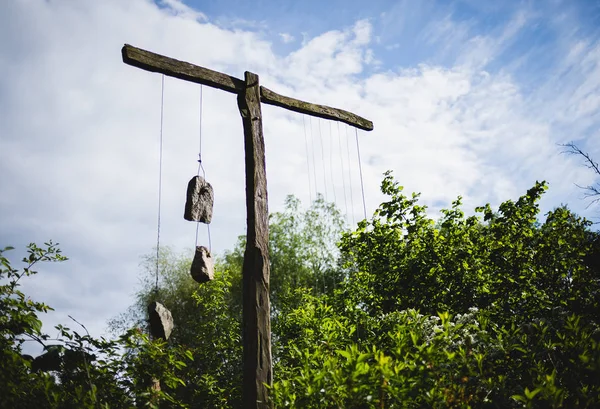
272, 295, 600, 408
338, 171, 600, 327
107, 194, 347, 408
5, 170, 600, 408
0, 243, 194, 409
272, 172, 600, 408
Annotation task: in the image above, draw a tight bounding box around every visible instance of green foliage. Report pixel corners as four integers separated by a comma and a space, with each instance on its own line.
269, 194, 346, 302
109, 246, 244, 407
4, 171, 600, 408
271, 172, 600, 408
164, 268, 243, 408
222, 193, 346, 310
272, 301, 600, 408
0, 243, 193, 409
107, 194, 347, 407
339, 171, 600, 326
1, 242, 65, 409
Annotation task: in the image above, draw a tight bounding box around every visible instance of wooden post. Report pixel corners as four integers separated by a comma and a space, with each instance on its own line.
238, 71, 271, 408
121, 44, 373, 409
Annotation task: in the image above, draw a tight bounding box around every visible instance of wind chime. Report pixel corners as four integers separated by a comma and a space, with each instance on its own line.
184, 171, 215, 283
185, 83, 215, 284
148, 79, 215, 345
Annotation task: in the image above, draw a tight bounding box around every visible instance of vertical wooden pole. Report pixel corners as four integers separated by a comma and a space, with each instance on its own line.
237, 71, 272, 409
122, 44, 371, 409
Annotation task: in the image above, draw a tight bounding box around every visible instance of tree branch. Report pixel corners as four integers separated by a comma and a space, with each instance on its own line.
560, 142, 600, 208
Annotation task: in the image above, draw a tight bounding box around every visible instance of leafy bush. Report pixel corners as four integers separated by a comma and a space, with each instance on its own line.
4, 171, 600, 408
272, 295, 600, 408
271, 172, 600, 408
0, 243, 193, 409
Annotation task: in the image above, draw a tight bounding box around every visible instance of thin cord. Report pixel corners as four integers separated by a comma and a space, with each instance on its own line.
355, 128, 368, 221
194, 85, 212, 253
318, 119, 328, 201
328, 122, 337, 204
337, 122, 349, 219
345, 125, 356, 225
355, 127, 371, 345
155, 75, 165, 293
302, 115, 313, 204
309, 117, 318, 201
196, 85, 206, 179
198, 224, 212, 253
195, 86, 203, 248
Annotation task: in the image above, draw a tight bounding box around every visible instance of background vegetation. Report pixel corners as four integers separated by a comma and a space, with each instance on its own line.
2, 170, 599, 408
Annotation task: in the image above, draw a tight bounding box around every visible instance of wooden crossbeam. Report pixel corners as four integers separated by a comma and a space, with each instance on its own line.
122, 45, 374, 131
121, 43, 373, 409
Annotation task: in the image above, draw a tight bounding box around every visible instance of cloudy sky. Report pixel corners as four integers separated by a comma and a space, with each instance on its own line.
2, 0, 600, 349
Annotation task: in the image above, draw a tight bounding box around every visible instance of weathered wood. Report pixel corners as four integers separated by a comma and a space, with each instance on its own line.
260, 86, 373, 131
238, 71, 272, 409
122, 44, 373, 131
122, 44, 245, 94
121, 43, 375, 409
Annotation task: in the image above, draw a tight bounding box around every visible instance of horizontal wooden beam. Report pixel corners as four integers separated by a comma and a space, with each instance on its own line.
260, 86, 373, 131
122, 44, 244, 94
122, 44, 373, 131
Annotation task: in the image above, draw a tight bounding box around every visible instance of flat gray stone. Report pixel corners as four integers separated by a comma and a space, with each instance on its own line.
148, 301, 174, 341
184, 176, 214, 223
191, 246, 214, 283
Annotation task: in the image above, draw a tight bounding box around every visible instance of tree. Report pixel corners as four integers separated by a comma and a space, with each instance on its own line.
29, 169, 590, 408
338, 171, 600, 326
0, 243, 193, 409
110, 246, 244, 407
269, 194, 346, 308
562, 142, 600, 210
108, 193, 347, 407
271, 171, 600, 408
0, 242, 65, 409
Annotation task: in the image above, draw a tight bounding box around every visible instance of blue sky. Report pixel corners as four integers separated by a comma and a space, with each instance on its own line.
1, 0, 599, 352
180, 0, 600, 77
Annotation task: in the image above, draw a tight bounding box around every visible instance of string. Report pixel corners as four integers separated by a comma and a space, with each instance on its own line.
155, 75, 165, 294
355, 127, 371, 345
355, 128, 368, 221
196, 85, 205, 179
337, 122, 349, 220
328, 122, 337, 204
195, 85, 212, 253
318, 119, 328, 201
309, 117, 318, 202
302, 115, 313, 204
345, 125, 356, 225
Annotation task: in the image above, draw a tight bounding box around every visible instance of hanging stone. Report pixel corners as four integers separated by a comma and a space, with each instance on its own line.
184, 176, 214, 223
191, 246, 214, 283
147, 301, 174, 341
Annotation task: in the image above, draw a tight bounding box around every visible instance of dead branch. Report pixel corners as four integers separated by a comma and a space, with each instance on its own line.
560, 142, 600, 208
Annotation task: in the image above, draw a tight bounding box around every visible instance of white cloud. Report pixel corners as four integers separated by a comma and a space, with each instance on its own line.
159, 0, 207, 21
352, 19, 372, 46
279, 32, 295, 43
1, 0, 599, 354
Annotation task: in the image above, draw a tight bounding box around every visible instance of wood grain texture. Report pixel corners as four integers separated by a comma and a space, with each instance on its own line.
121, 44, 374, 408
238, 72, 272, 409
122, 44, 245, 94
122, 44, 373, 131
260, 86, 374, 131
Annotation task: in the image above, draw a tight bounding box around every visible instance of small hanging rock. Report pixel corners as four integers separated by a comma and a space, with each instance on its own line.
184, 176, 214, 223
191, 246, 214, 283
148, 301, 174, 341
